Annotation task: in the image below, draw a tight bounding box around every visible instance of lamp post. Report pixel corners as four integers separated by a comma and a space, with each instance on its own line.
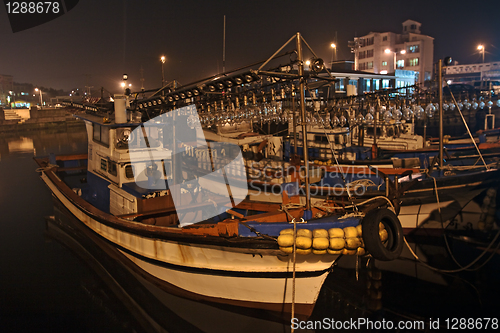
160, 55, 166, 86
330, 43, 336, 67
34, 88, 43, 108
477, 45, 485, 63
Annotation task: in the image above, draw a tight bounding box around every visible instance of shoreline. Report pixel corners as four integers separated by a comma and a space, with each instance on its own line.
0, 107, 86, 133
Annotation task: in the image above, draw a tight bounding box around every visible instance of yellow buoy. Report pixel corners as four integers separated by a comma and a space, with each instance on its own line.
296, 248, 312, 255
277, 234, 294, 247
356, 247, 366, 256
313, 229, 328, 238
312, 237, 329, 250
345, 237, 362, 250
296, 236, 312, 249
279, 246, 293, 254
297, 229, 312, 238
343, 226, 358, 238
328, 228, 344, 238
379, 222, 385, 231
327, 248, 343, 255
329, 238, 345, 250
342, 248, 357, 255
312, 249, 327, 255
356, 224, 363, 237
280, 229, 294, 235
379, 229, 388, 242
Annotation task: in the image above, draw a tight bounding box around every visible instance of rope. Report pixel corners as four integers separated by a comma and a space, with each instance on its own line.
445, 81, 489, 170
35, 163, 59, 172
346, 178, 377, 189
403, 230, 500, 273
404, 175, 500, 272
238, 221, 276, 241
291, 217, 297, 333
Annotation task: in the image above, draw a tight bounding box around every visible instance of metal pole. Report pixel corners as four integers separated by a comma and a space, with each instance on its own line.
438, 59, 444, 168
223, 15, 226, 73
296, 32, 311, 211
292, 86, 297, 155
423, 93, 427, 148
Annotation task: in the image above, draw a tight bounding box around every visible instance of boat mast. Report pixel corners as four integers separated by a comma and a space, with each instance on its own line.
296, 32, 311, 212
438, 59, 444, 168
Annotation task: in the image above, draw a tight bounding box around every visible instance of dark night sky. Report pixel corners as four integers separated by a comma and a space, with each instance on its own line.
1, 0, 499, 93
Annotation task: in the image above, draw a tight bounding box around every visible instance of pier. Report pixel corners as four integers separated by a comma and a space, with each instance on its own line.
0, 107, 84, 133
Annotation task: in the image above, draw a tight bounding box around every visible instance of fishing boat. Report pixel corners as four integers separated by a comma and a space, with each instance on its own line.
36, 33, 404, 319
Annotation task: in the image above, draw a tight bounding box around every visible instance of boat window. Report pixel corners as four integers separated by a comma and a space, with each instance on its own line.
108, 160, 117, 176
100, 158, 107, 171
162, 160, 171, 178
93, 124, 110, 147
130, 126, 161, 148
125, 165, 134, 179
101, 127, 110, 145
314, 134, 328, 143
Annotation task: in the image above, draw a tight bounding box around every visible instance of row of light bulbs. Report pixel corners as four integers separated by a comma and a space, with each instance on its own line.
189, 97, 500, 128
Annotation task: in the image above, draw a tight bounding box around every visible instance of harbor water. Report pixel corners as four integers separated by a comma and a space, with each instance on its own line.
0, 126, 499, 332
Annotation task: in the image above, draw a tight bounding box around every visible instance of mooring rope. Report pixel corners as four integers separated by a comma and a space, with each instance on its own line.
291, 217, 297, 333
404, 174, 500, 272
35, 163, 59, 173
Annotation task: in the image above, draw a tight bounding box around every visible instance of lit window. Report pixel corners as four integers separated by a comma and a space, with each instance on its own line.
408, 45, 420, 53
382, 61, 387, 66
397, 60, 405, 69
408, 58, 419, 67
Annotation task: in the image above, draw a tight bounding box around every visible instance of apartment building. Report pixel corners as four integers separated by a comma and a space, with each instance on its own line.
349, 20, 434, 87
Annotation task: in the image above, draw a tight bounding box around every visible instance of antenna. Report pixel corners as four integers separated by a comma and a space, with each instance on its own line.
223, 15, 226, 73
140, 66, 145, 91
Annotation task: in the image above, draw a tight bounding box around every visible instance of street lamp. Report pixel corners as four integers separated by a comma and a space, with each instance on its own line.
160, 55, 166, 86
330, 43, 337, 66
477, 45, 485, 63
385, 48, 406, 72
34, 88, 43, 108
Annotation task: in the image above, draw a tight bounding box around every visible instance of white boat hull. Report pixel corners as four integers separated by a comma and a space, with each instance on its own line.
40, 171, 335, 317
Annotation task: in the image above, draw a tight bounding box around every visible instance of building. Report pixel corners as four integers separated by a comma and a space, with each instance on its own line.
349, 20, 434, 87
444, 61, 500, 84
0, 74, 14, 106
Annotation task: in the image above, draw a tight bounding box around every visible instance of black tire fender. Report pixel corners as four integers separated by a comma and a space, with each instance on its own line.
362, 208, 403, 261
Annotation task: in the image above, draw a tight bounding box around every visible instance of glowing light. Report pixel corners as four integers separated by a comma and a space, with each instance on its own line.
385, 49, 391, 54
400, 50, 406, 54
477, 45, 484, 51
161, 55, 166, 63
380, 70, 388, 74
121, 82, 126, 88
331, 43, 336, 48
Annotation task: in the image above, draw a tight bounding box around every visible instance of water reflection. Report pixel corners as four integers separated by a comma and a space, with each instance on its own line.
0, 126, 87, 160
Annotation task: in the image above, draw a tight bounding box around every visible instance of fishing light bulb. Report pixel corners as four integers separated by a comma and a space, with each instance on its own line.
340, 115, 347, 127
365, 113, 374, 124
